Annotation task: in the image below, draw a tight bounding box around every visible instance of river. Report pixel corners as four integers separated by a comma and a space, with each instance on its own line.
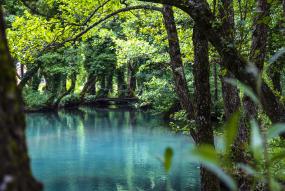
26, 107, 200, 191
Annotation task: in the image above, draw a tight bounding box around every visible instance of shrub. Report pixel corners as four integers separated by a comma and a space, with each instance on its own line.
139, 77, 177, 113
83, 95, 97, 104
23, 88, 50, 109
59, 94, 80, 107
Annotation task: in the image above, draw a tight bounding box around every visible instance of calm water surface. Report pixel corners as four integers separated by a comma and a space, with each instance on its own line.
26, 107, 200, 191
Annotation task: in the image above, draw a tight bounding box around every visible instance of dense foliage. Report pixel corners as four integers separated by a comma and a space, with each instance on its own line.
1, 0, 285, 190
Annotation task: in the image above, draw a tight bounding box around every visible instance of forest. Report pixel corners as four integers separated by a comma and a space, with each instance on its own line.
0, 0, 285, 191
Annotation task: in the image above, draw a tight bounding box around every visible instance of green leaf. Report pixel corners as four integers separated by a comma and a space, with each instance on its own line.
190, 145, 237, 191
224, 111, 241, 155
250, 120, 264, 159
190, 145, 219, 164
237, 163, 257, 176
270, 178, 282, 191
267, 123, 285, 139
164, 147, 173, 173
270, 151, 285, 163
225, 78, 260, 105
201, 162, 237, 191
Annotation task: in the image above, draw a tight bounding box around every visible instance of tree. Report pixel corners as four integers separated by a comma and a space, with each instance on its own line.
0, 7, 42, 191
139, 0, 285, 124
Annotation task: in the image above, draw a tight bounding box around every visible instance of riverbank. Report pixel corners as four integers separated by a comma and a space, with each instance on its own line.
24, 97, 141, 112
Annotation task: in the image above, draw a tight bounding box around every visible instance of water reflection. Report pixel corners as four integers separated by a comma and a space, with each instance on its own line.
26, 107, 200, 191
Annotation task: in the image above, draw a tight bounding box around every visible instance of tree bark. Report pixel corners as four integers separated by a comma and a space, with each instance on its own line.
244, 0, 270, 120
0, 8, 42, 191
219, 0, 250, 191
193, 24, 220, 191
54, 73, 77, 106
139, 0, 285, 124
250, 0, 270, 72
31, 70, 41, 91
106, 72, 113, 95
18, 64, 40, 89
116, 66, 127, 97
80, 74, 97, 99
20, 64, 24, 78
213, 63, 218, 101
86, 74, 96, 95
162, 6, 219, 189
127, 62, 137, 98
98, 76, 108, 97
162, 5, 194, 120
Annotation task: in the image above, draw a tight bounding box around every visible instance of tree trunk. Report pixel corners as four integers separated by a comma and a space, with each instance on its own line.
218, 1, 253, 189
106, 72, 113, 96
31, 70, 41, 91
98, 76, 108, 97
213, 63, 218, 101
18, 64, 40, 89
250, 0, 270, 72
116, 66, 127, 97
86, 74, 96, 95
55, 73, 77, 106
20, 64, 24, 78
193, 24, 220, 191
139, 0, 285, 125
80, 74, 96, 99
244, 0, 270, 121
0, 8, 42, 191
162, 5, 194, 120
162, 7, 220, 190
127, 62, 136, 98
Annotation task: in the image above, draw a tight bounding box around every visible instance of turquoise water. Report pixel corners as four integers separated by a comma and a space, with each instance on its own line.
26, 107, 200, 191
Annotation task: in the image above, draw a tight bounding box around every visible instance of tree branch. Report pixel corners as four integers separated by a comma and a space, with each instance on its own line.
52, 5, 163, 48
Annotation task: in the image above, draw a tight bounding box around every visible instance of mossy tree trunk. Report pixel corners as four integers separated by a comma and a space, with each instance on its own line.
162, 5, 194, 119
218, 1, 251, 189
106, 72, 113, 96
243, 0, 270, 120
162, 5, 220, 191
139, 0, 285, 125
80, 74, 97, 99
98, 75, 108, 97
127, 62, 137, 98
0, 8, 42, 191
116, 66, 127, 98
193, 24, 220, 191
86, 74, 96, 95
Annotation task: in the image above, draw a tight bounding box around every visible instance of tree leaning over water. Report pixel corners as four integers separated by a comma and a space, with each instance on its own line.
0, 7, 42, 191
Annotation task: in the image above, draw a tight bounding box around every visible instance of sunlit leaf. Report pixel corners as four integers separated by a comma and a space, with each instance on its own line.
164, 147, 173, 173
223, 111, 241, 155
190, 145, 237, 190
250, 120, 264, 159
201, 162, 237, 191
190, 145, 219, 164
267, 123, 285, 140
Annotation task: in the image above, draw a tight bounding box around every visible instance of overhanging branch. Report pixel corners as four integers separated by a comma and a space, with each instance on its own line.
52, 5, 163, 48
